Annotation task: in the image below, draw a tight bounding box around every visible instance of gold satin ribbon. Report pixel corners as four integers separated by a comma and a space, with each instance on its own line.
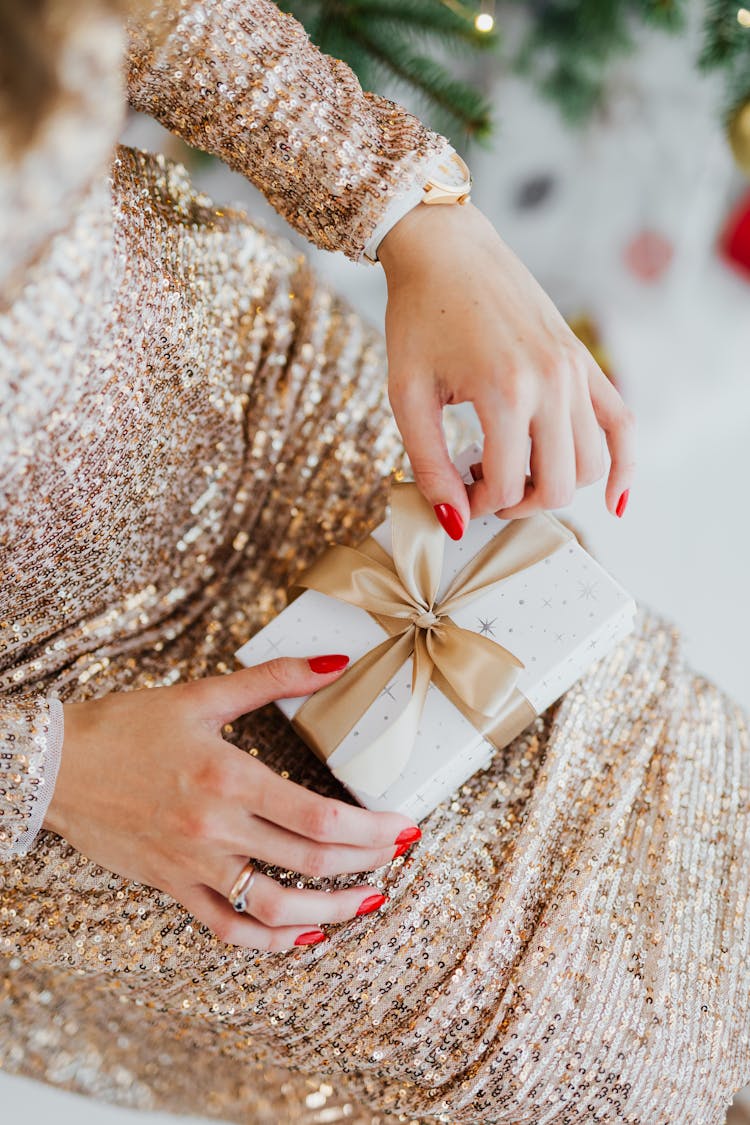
292, 483, 573, 798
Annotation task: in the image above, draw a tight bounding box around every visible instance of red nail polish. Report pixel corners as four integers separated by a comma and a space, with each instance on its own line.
616, 489, 630, 518
294, 929, 327, 946
393, 842, 411, 859
356, 893, 388, 917
394, 827, 421, 846
308, 654, 349, 674
433, 503, 464, 541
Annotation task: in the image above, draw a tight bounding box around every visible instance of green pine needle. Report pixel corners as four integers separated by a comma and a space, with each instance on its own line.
349, 18, 494, 138
281, 0, 750, 146
282, 0, 497, 141
348, 0, 499, 49
700, 0, 750, 119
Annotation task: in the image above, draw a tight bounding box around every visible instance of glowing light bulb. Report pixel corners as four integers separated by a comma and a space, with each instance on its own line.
738, 7, 750, 27
475, 11, 494, 32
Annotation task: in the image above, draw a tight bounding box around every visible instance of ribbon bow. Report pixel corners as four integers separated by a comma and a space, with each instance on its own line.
292, 483, 571, 798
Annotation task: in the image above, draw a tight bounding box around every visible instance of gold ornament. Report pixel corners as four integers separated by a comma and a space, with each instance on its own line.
729, 99, 750, 176
568, 314, 618, 389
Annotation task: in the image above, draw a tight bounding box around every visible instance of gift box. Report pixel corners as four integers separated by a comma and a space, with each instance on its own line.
234, 445, 637, 821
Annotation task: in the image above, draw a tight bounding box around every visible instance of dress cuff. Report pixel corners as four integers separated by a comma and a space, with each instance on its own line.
10, 695, 65, 857
360, 143, 456, 264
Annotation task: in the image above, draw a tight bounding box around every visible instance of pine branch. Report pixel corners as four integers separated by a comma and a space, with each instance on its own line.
513, 0, 635, 123
346, 0, 499, 49
347, 17, 494, 138
700, 0, 750, 118
634, 0, 686, 31
282, 0, 496, 140
282, 0, 750, 143
700, 0, 748, 64
511, 0, 692, 122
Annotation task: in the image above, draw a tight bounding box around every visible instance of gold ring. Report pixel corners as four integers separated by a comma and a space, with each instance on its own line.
227, 860, 257, 913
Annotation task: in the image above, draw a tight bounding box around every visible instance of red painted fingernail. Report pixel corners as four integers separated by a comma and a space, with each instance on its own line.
394, 826, 421, 846
433, 503, 464, 541
470, 462, 483, 482
616, 489, 630, 518
356, 893, 388, 916
308, 654, 349, 674
294, 929, 327, 946
393, 826, 421, 859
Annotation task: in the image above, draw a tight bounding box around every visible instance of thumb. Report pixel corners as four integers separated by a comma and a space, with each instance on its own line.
196, 655, 350, 725
389, 380, 470, 540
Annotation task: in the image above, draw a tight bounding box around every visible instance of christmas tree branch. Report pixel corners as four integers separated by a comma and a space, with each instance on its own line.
282, 0, 496, 139
283, 0, 750, 155
346, 17, 494, 137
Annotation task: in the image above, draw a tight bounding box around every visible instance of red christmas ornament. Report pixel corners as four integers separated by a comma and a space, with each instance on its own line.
720, 190, 750, 279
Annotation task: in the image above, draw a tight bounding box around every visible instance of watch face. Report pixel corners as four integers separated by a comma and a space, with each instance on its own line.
432, 152, 471, 190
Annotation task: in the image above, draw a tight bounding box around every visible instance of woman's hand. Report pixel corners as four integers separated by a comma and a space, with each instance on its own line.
43, 656, 419, 952
379, 201, 636, 537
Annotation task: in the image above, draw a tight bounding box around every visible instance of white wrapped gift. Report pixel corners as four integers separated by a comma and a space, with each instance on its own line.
235, 445, 636, 820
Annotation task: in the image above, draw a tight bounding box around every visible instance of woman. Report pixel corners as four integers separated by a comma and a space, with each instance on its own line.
0, 1, 746, 1122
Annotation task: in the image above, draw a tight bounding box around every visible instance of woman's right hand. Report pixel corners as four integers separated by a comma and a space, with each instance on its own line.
43, 656, 420, 952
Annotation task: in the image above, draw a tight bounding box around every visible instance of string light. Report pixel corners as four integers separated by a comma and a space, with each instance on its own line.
738, 7, 750, 27
439, 0, 496, 33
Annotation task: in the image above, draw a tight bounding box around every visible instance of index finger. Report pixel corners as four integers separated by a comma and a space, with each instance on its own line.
247, 755, 420, 851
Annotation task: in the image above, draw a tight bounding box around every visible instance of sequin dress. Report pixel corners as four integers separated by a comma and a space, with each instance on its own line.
1, 4, 749, 1123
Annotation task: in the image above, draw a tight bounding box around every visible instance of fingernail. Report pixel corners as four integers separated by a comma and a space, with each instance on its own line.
394, 826, 422, 846
616, 489, 630, 518
294, 929, 327, 946
470, 462, 483, 482
308, 654, 349, 674
433, 504, 464, 541
356, 893, 388, 917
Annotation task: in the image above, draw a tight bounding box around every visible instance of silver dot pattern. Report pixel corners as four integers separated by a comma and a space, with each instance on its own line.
1, 3, 749, 1124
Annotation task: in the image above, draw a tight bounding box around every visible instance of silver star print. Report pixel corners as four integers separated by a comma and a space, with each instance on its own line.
477, 617, 498, 637
380, 682, 397, 701
264, 636, 284, 655
577, 580, 599, 601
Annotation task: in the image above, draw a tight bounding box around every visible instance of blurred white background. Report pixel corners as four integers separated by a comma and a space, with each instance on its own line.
2, 4, 749, 1123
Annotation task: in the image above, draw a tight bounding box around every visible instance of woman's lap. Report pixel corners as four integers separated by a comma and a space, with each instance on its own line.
1, 604, 748, 1123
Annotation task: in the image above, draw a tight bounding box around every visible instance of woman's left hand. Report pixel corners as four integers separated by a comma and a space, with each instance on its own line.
378, 201, 636, 538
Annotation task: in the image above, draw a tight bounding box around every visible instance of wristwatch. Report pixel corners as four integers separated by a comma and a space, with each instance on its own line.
421, 150, 473, 206
362, 147, 472, 264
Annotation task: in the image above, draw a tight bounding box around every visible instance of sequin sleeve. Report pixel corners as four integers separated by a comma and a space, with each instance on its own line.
125, 0, 452, 261
0, 693, 65, 860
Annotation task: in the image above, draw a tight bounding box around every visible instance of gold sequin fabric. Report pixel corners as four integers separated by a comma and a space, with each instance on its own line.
1, 4, 749, 1124
126, 0, 451, 262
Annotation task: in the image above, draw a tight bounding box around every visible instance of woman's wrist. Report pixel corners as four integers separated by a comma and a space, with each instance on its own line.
42, 700, 79, 838
362, 144, 463, 263
378, 200, 486, 275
